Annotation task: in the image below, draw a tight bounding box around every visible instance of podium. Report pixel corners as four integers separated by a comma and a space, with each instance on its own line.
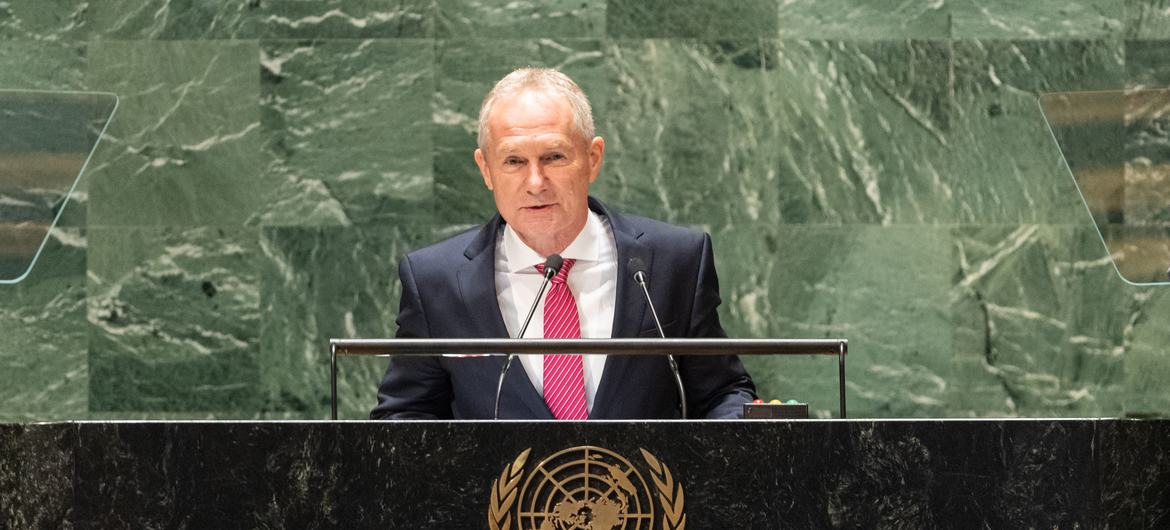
2, 419, 1167, 527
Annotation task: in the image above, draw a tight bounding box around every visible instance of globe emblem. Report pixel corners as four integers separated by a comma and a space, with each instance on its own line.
516, 446, 655, 530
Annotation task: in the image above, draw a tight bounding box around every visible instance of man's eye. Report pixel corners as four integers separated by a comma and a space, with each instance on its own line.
504, 158, 524, 166
546, 153, 566, 161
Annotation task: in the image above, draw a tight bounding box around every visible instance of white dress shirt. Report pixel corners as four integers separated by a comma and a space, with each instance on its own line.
494, 210, 617, 413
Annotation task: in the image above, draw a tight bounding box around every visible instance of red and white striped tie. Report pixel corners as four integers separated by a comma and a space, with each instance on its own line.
535, 258, 588, 420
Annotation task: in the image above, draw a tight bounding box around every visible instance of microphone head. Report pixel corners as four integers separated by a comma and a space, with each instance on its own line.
543, 254, 564, 277
628, 257, 648, 284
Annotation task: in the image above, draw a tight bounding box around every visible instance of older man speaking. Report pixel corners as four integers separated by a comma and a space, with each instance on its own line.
371, 68, 755, 420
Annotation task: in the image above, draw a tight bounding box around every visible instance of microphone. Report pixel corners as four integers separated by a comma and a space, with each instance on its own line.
628, 257, 687, 419
494, 254, 563, 419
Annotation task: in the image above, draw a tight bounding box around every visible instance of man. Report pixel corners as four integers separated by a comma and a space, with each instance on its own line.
371, 68, 755, 420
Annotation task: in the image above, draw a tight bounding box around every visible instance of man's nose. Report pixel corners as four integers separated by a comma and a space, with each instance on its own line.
523, 162, 546, 190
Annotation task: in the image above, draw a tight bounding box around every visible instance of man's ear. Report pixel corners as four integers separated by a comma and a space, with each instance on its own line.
588, 136, 605, 184
474, 148, 493, 191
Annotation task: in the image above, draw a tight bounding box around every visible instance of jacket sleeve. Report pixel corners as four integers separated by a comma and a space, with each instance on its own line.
369, 255, 454, 420
678, 233, 757, 419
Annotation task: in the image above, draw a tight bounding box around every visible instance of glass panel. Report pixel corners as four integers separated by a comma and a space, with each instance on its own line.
1039, 89, 1170, 285
0, 90, 117, 284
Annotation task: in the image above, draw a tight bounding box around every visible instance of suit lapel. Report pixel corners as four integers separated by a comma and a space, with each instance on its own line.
456, 220, 509, 339
457, 218, 553, 419
590, 198, 654, 419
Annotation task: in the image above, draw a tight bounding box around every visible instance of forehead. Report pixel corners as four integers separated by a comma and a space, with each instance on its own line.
487, 89, 575, 149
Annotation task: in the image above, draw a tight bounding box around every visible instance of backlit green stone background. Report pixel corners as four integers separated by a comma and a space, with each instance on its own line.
2, 0, 1169, 420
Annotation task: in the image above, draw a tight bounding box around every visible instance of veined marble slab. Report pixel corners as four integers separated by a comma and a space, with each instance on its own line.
0, 0, 1166, 420
256, 39, 433, 226
86, 226, 261, 413
85, 40, 262, 227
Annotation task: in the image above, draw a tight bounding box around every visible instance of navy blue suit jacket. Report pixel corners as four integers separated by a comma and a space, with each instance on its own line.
370, 198, 756, 420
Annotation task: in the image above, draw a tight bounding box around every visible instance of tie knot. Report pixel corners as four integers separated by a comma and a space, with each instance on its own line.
536, 258, 575, 285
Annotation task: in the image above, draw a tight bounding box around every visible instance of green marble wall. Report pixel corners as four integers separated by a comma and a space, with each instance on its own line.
1, 0, 1168, 420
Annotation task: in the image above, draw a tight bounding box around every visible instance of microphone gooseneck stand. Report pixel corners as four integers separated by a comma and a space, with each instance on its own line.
630, 258, 688, 419
493, 254, 563, 419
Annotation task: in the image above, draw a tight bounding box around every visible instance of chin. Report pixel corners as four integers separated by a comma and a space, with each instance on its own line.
516, 217, 561, 236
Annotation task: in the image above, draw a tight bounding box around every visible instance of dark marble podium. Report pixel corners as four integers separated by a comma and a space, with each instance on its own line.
2, 420, 1167, 528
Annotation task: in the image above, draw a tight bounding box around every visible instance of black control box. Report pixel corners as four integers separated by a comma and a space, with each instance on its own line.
743, 402, 809, 419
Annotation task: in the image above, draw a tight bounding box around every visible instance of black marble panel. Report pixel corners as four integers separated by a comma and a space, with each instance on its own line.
0, 424, 75, 528
2, 420, 1168, 528
1099, 420, 1170, 526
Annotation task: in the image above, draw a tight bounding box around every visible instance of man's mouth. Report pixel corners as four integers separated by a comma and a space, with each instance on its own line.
524, 204, 554, 211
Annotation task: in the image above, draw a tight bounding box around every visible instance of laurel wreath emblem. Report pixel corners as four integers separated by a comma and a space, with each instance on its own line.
640, 448, 686, 530
488, 448, 530, 530
489, 447, 684, 530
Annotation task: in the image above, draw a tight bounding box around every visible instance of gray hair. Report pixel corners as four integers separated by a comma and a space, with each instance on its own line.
477, 67, 595, 150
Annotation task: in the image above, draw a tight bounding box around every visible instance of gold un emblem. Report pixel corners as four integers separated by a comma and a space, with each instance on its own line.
488, 446, 686, 530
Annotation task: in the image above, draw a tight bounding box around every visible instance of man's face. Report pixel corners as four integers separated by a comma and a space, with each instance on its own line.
474, 89, 604, 255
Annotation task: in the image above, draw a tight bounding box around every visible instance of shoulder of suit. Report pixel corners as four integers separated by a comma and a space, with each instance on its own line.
402, 225, 482, 268
613, 210, 708, 247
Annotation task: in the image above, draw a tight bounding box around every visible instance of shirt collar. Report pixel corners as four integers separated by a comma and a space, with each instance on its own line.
502, 210, 604, 273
